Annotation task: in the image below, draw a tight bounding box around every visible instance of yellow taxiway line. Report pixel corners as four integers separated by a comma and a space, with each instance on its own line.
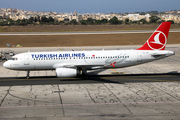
111, 69, 117, 74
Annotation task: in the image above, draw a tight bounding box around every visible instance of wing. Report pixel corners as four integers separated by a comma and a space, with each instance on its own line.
53, 63, 104, 70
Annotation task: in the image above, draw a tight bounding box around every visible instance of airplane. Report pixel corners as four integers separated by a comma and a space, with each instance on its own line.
3, 22, 175, 79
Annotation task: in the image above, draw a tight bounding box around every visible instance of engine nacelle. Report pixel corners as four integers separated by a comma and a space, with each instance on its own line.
56, 68, 77, 77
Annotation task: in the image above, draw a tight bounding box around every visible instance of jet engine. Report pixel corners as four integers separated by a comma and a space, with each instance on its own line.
56, 68, 79, 77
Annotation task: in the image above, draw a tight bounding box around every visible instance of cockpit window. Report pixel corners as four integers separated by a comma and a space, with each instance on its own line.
10, 57, 18, 61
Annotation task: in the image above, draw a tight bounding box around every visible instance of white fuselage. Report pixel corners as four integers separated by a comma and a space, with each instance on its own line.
3, 50, 174, 71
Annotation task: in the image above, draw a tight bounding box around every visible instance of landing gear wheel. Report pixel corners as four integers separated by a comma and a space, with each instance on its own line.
26, 71, 30, 79
82, 69, 89, 80
84, 75, 89, 80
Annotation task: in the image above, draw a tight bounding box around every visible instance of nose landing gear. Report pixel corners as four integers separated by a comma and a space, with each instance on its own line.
26, 71, 30, 79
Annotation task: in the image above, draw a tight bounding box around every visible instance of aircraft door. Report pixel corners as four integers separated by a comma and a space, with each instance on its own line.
24, 54, 29, 65
137, 52, 142, 62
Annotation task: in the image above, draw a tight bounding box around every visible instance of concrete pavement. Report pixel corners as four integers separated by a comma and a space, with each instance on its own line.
0, 45, 180, 120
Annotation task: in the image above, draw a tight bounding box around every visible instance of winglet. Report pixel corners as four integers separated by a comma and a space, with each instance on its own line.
137, 22, 171, 50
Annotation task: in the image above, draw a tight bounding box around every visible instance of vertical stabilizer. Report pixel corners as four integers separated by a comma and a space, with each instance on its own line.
137, 22, 171, 50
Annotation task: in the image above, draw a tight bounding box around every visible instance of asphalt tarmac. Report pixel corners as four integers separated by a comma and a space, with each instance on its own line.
0, 73, 180, 86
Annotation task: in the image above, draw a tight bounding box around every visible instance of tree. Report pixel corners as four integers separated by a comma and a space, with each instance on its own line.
37, 16, 41, 22
131, 21, 138, 24
125, 18, 129, 24
18, 20, 27, 26
79, 18, 95, 25
139, 19, 147, 24
109, 16, 121, 25
87, 18, 94, 24
80, 20, 87, 25
41, 16, 48, 23
167, 20, 175, 24
29, 17, 34, 23
70, 19, 78, 25
149, 15, 160, 23
157, 20, 165, 24
94, 20, 101, 25
100, 19, 108, 24
48, 16, 54, 23
34, 17, 38, 22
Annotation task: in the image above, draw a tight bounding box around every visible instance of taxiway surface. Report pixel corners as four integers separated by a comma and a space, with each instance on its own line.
0, 29, 180, 35
0, 45, 180, 120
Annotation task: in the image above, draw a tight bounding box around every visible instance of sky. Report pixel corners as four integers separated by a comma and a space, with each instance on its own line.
0, 0, 180, 13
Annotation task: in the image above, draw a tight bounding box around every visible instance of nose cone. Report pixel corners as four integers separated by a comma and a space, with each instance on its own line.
3, 61, 9, 69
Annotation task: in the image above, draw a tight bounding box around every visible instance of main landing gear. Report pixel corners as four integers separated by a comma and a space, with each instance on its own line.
26, 71, 30, 79
82, 69, 89, 80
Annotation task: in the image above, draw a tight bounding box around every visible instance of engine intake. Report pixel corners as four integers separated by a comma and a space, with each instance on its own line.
56, 68, 77, 77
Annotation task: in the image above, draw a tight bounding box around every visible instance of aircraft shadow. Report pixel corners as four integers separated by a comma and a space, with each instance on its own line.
0, 72, 179, 86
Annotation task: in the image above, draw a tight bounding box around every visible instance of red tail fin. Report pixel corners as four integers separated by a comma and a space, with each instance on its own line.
137, 22, 171, 50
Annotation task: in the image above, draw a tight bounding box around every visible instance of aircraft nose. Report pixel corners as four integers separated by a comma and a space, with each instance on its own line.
3, 61, 9, 68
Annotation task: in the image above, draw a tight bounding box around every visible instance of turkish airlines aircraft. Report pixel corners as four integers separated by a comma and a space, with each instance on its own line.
3, 22, 175, 79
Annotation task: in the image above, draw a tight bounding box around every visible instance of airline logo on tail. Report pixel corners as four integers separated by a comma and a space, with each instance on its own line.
148, 31, 167, 50
137, 22, 171, 50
